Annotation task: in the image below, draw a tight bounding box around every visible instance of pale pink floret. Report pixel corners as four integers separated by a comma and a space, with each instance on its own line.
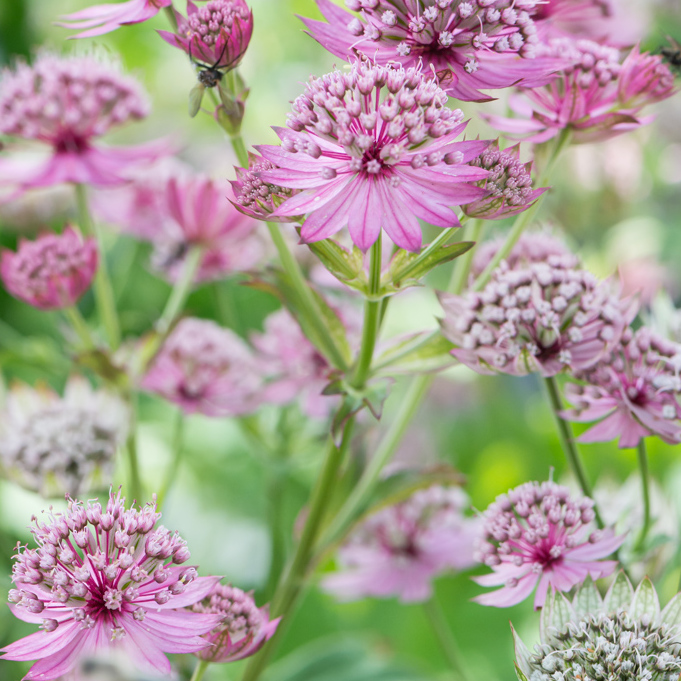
142, 317, 262, 417
0, 489, 222, 680
563, 327, 681, 449
257, 60, 491, 253
150, 175, 263, 283
323, 485, 482, 603
301, 0, 563, 102
473, 481, 624, 609
58, 0, 172, 39
0, 53, 167, 195
0, 227, 97, 310
191, 583, 280, 663
158, 0, 253, 74
440, 245, 633, 377
485, 38, 676, 144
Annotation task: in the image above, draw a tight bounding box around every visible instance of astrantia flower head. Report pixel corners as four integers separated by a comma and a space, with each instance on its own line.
301, 0, 564, 102
485, 38, 677, 144
473, 481, 624, 609
462, 142, 546, 220
59, 0, 173, 39
563, 326, 681, 448
142, 317, 262, 417
0, 227, 98, 310
0, 377, 128, 498
191, 583, 280, 663
0, 53, 166, 193
1, 489, 222, 680
440, 246, 633, 377
150, 175, 262, 283
323, 485, 481, 603
230, 153, 300, 222
257, 59, 491, 252
159, 0, 254, 82
514, 574, 681, 681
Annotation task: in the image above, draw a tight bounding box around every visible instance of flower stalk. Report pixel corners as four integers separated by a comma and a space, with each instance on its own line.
190, 660, 210, 681
423, 598, 471, 681
634, 439, 652, 552
63, 306, 96, 350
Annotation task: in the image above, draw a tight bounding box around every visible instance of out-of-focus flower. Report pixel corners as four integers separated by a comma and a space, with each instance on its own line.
58, 0, 173, 39
618, 256, 668, 306
0, 53, 167, 195
323, 485, 481, 603
462, 142, 546, 220
142, 317, 262, 417
256, 60, 490, 252
440, 244, 633, 377
150, 175, 262, 283
485, 39, 676, 144
474, 480, 623, 609
514, 575, 681, 681
0, 489, 222, 680
191, 583, 279, 663
0, 227, 97, 310
0, 377, 128, 498
230, 153, 299, 223
159, 1, 253, 79
563, 326, 681, 448
301, 0, 563, 102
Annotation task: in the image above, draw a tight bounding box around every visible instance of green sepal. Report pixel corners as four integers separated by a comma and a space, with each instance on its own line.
188, 83, 205, 118
514, 662, 530, 681
389, 241, 474, 289
630, 576, 660, 621
306, 238, 366, 290
541, 588, 574, 644
661, 591, 681, 628
573, 575, 602, 618
511, 624, 533, 679
374, 332, 455, 375
603, 570, 634, 613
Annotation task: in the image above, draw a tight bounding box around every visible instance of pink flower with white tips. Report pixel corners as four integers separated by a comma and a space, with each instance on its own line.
473, 481, 624, 609
0, 489, 222, 680
300, 0, 563, 102
191, 583, 280, 663
256, 59, 491, 253
485, 39, 676, 144
0, 53, 168, 195
563, 327, 681, 448
323, 485, 481, 603
58, 0, 172, 39
0, 227, 97, 310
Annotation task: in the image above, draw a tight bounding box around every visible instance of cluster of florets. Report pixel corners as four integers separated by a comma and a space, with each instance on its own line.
474, 481, 622, 608
323, 485, 480, 603
441, 249, 630, 377
0, 377, 128, 498
191, 583, 279, 663
0, 53, 148, 145
563, 326, 681, 448
463, 143, 545, 220
187, 0, 250, 48
0, 227, 98, 310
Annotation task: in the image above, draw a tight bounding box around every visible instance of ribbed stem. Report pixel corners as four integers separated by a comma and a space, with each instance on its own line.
634, 439, 651, 552
157, 246, 203, 338
125, 397, 143, 504
448, 219, 483, 295
190, 660, 210, 681
157, 410, 184, 509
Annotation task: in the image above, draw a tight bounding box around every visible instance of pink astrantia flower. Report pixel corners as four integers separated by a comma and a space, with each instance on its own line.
150, 175, 263, 283
323, 485, 481, 603
462, 141, 547, 220
300, 0, 563, 102
440, 246, 633, 377
0, 53, 167, 195
0, 489, 222, 680
473, 481, 624, 609
142, 317, 262, 417
563, 327, 681, 448
0, 227, 97, 310
191, 583, 280, 663
158, 0, 253, 78
58, 0, 172, 39
485, 39, 676, 144
256, 60, 490, 252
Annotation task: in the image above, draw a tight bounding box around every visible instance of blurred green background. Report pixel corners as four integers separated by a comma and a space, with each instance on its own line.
1, 0, 681, 679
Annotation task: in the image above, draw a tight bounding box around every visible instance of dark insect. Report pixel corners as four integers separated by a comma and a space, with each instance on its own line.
660, 36, 681, 72
188, 41, 229, 88
156, 240, 190, 271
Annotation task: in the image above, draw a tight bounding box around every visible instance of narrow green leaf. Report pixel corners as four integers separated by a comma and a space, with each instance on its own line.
390, 241, 475, 286
307, 239, 365, 288
603, 571, 634, 613
573, 576, 602, 618
630, 577, 660, 621
374, 333, 455, 375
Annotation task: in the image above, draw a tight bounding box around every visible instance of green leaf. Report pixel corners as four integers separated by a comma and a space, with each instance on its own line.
630, 577, 660, 621
541, 589, 574, 644
390, 241, 475, 288
661, 592, 681, 628
188, 83, 205, 117
307, 239, 366, 290
603, 571, 634, 613
511, 624, 532, 678
573, 576, 602, 618
374, 333, 455, 375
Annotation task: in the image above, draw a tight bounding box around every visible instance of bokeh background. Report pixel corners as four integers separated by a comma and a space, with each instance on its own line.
1, 0, 681, 679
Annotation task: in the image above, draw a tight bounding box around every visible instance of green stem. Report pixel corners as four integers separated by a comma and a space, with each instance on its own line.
472, 128, 572, 292
63, 306, 95, 350
125, 395, 143, 504
157, 410, 185, 509
75, 184, 121, 349
266, 222, 349, 371
351, 234, 383, 388
543, 376, 603, 527
230, 129, 249, 167
634, 439, 651, 552
449, 219, 483, 295
163, 5, 178, 30
157, 246, 203, 338
190, 660, 210, 681
423, 598, 471, 681
213, 281, 242, 335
